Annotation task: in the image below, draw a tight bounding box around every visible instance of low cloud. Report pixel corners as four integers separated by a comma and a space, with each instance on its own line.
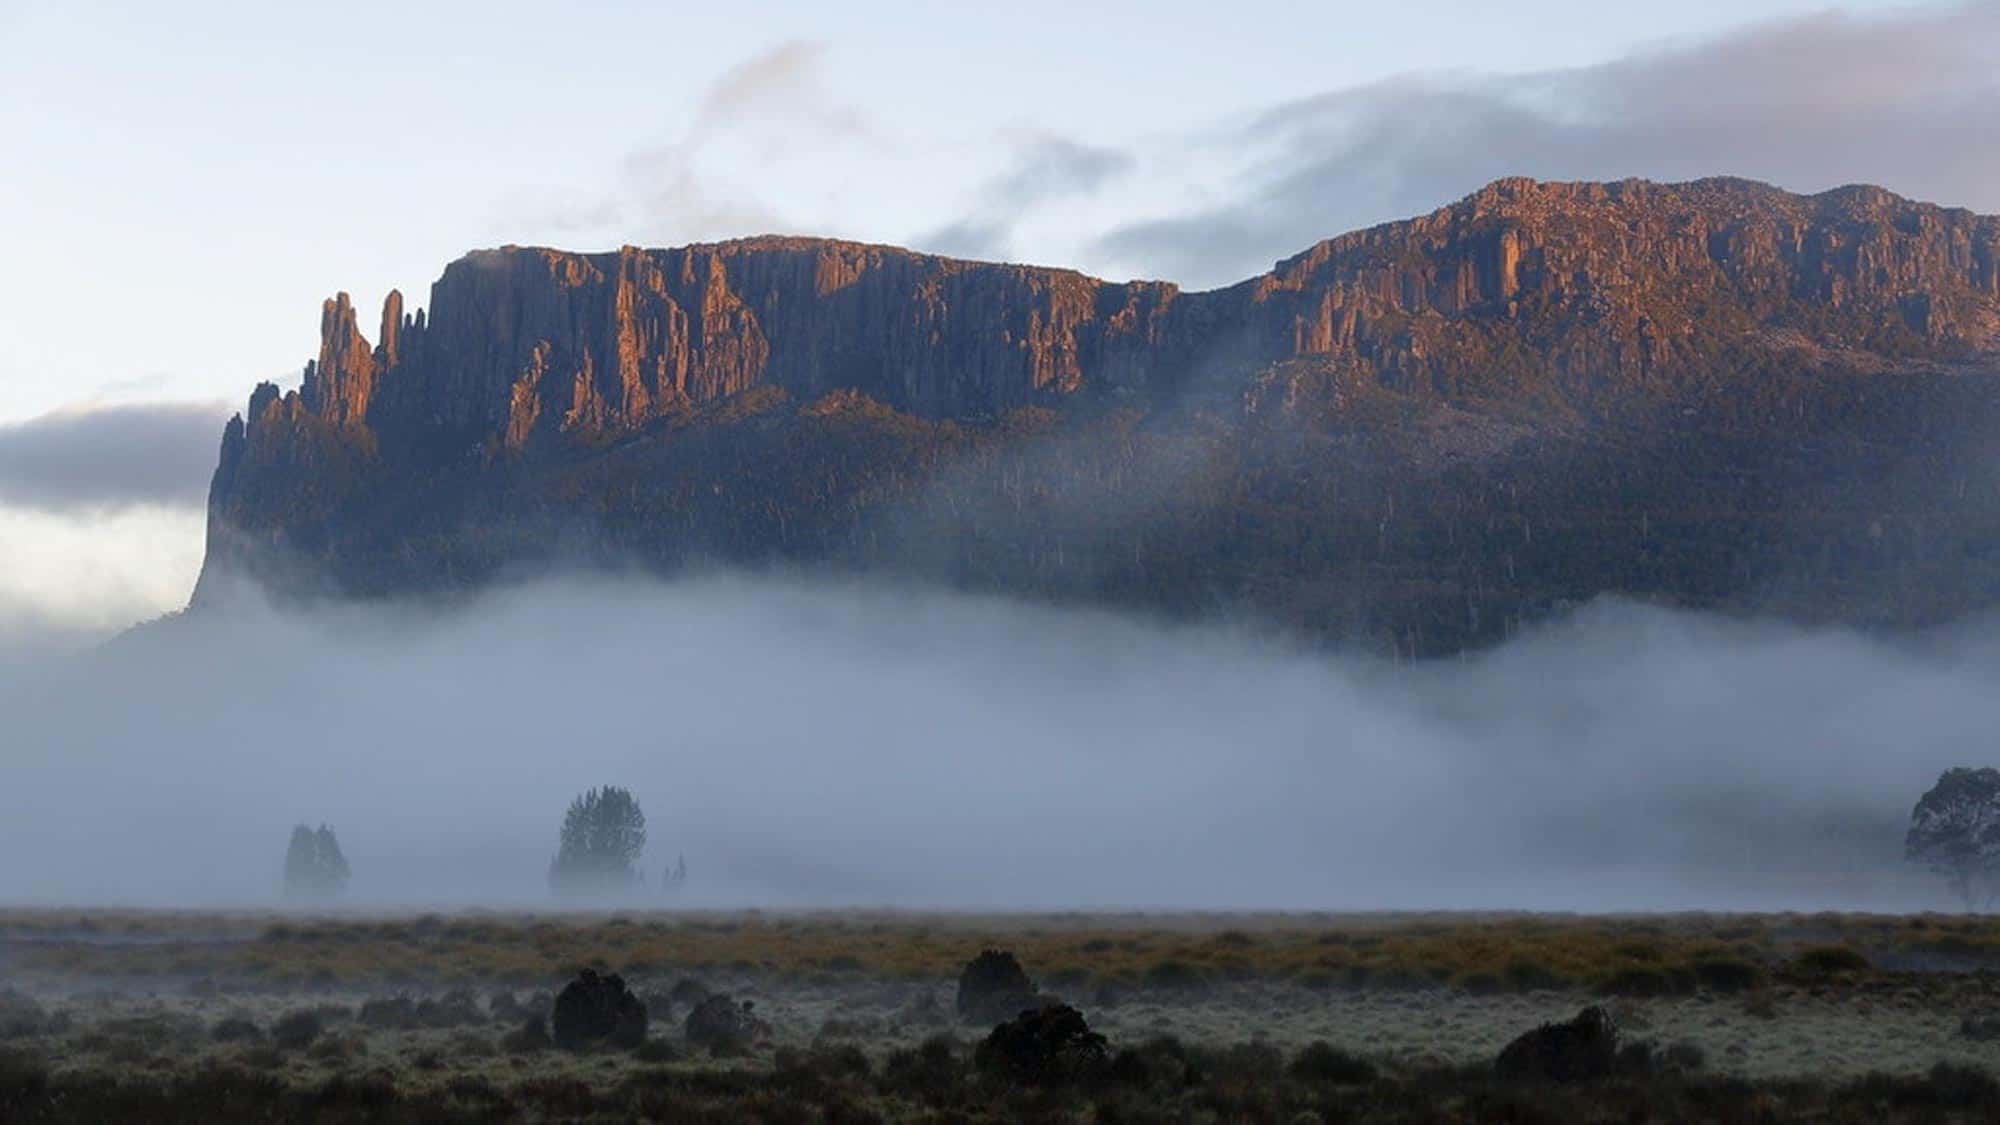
0, 502, 206, 644
912, 135, 1135, 262
0, 575, 1978, 910
0, 400, 227, 512
530, 39, 887, 242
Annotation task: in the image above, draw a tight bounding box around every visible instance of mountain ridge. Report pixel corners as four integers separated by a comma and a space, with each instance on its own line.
196, 176, 2000, 654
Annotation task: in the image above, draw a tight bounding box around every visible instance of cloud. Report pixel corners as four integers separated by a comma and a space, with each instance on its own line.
687, 40, 870, 142
0, 400, 228, 512
529, 39, 883, 242
0, 502, 206, 645
0, 575, 1982, 909
912, 134, 1135, 262
1082, 2, 2000, 286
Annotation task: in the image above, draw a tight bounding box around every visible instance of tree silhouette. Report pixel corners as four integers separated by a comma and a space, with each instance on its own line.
1907, 767, 2000, 911
282, 823, 350, 899
549, 786, 646, 897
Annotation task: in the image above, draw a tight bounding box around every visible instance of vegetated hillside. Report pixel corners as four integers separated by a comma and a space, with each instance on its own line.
197, 177, 2000, 655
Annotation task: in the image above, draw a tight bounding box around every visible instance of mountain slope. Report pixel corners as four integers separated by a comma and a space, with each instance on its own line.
197, 177, 2000, 654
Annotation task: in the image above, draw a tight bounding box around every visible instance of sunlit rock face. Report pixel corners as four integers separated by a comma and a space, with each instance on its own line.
197, 177, 2000, 654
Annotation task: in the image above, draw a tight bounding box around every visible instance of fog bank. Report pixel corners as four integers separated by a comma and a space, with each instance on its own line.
0, 575, 1982, 912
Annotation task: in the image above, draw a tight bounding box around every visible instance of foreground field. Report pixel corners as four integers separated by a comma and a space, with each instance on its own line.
6, 909, 2000, 1121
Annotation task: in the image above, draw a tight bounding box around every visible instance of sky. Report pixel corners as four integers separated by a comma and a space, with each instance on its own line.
1, 0, 1997, 636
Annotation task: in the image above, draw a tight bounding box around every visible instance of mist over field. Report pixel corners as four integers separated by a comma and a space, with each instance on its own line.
0, 575, 1979, 913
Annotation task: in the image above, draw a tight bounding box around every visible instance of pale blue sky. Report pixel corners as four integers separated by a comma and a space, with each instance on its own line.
0, 0, 1992, 634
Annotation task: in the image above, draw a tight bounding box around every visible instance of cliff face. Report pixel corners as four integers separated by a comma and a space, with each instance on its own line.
198, 177, 2000, 653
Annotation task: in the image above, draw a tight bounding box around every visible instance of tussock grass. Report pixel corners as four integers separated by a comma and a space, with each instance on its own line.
14, 908, 1990, 995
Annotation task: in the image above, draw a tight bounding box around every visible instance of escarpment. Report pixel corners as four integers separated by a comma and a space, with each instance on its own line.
197, 177, 2000, 655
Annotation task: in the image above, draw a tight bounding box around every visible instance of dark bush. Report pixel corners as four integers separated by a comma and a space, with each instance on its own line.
956, 950, 1039, 1025
0, 992, 55, 1040
512, 1075, 597, 1117
1597, 965, 1694, 997
551, 969, 647, 1050
500, 1015, 551, 1053
1961, 1011, 2000, 1041
1107, 1036, 1199, 1089
0, 1048, 49, 1109
270, 1009, 324, 1051
897, 990, 950, 1029
487, 990, 526, 1024
1139, 959, 1213, 994
444, 1074, 506, 1105
1290, 1040, 1376, 1084
1457, 971, 1504, 995
1792, 946, 1871, 975
633, 1037, 681, 1064
1494, 1005, 1618, 1083
685, 994, 771, 1055
974, 1003, 1109, 1085
1691, 957, 1765, 993
1925, 1060, 2000, 1107
668, 978, 712, 1009
883, 1034, 963, 1099
307, 1069, 397, 1112
418, 990, 484, 1028
210, 1017, 264, 1044
1615, 1039, 1655, 1075
1502, 958, 1572, 991
1665, 1041, 1708, 1071
359, 996, 418, 1029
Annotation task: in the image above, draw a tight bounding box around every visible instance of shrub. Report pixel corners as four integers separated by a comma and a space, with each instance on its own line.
1140, 959, 1212, 993
1502, 958, 1571, 992
552, 969, 647, 1050
270, 1009, 324, 1051
0, 992, 56, 1040
1597, 965, 1694, 997
1494, 1006, 1618, 1083
1926, 1060, 2000, 1107
359, 996, 417, 1030
956, 950, 1038, 1025
633, 1038, 681, 1064
210, 1017, 264, 1044
1792, 946, 1871, 975
883, 1035, 962, 1100
1665, 1041, 1708, 1071
1289, 1040, 1376, 1084
1691, 957, 1764, 993
974, 1004, 1108, 1085
0, 1048, 49, 1108
500, 1015, 551, 1053
685, 995, 771, 1056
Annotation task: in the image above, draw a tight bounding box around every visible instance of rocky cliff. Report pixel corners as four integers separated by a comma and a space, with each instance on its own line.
198, 177, 2000, 653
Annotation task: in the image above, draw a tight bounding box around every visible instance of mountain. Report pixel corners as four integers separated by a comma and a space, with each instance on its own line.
197, 177, 2000, 655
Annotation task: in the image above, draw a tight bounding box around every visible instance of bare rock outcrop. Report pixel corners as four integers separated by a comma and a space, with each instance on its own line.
190, 177, 2000, 654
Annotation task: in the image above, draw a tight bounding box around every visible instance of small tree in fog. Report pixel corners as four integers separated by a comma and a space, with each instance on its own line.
549, 786, 647, 897
283, 824, 351, 899
1907, 768, 2000, 911
663, 854, 688, 894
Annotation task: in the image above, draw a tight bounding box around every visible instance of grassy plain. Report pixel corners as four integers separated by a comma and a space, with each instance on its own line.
5, 908, 2000, 1121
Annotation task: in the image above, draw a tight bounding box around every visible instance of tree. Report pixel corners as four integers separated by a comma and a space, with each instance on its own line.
1906, 767, 2000, 910
549, 786, 646, 897
283, 823, 350, 899
663, 854, 688, 894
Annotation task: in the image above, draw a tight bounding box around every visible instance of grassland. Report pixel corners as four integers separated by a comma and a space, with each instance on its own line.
6, 908, 2000, 1121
